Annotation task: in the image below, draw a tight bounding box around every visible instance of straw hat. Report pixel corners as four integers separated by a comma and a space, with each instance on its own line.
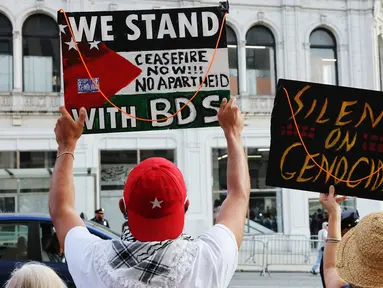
336, 212, 383, 287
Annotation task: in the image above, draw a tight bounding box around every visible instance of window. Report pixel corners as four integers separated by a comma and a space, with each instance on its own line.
0, 223, 29, 261
212, 148, 283, 233
226, 26, 239, 96
0, 151, 17, 168
0, 13, 13, 92
246, 26, 276, 96
0, 151, 56, 169
0, 151, 55, 213
39, 223, 65, 263
140, 150, 175, 163
310, 28, 338, 85
0, 197, 16, 213
100, 149, 176, 190
0, 179, 18, 194
19, 151, 56, 168
100, 149, 176, 232
100, 150, 138, 191
308, 197, 356, 237
22, 14, 60, 93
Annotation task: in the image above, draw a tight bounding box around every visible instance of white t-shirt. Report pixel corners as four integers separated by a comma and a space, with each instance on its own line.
318, 229, 328, 250
64, 224, 238, 288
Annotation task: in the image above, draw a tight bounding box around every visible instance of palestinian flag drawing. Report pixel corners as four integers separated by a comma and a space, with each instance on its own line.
57, 5, 230, 134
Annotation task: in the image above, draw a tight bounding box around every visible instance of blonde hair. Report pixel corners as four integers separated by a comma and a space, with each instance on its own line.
5, 262, 67, 288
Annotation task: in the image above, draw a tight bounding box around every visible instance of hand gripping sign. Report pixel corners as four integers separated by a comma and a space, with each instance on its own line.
57, 4, 230, 134
266, 79, 383, 201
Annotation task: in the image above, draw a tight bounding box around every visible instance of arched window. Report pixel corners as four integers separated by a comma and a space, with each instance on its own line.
0, 13, 13, 92
226, 26, 239, 96
310, 28, 338, 85
246, 26, 276, 96
22, 14, 60, 93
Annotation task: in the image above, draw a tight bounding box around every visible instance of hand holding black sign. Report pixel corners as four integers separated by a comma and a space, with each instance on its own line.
266, 79, 383, 201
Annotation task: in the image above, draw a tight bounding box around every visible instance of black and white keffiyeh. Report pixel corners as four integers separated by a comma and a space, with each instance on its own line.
94, 224, 198, 288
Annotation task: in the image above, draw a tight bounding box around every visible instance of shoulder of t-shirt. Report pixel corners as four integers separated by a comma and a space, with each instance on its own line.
196, 224, 238, 251
65, 226, 105, 253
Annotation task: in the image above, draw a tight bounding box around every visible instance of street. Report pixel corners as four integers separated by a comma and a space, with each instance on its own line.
229, 272, 323, 288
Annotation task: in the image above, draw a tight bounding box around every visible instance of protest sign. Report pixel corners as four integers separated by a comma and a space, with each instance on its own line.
266, 79, 383, 201
57, 5, 230, 134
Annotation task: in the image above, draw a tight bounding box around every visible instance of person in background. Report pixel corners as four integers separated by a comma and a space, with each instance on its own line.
319, 209, 359, 287
5, 262, 67, 288
321, 186, 383, 288
311, 221, 328, 275
263, 215, 272, 230
42, 232, 65, 264
90, 208, 110, 228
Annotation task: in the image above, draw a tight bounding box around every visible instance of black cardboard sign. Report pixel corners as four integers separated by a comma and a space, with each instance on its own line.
266, 79, 383, 201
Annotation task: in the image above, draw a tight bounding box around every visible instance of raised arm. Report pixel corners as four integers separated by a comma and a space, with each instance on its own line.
215, 97, 250, 248
49, 106, 87, 249
320, 186, 348, 288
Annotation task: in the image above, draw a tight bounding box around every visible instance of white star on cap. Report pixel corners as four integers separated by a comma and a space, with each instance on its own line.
150, 198, 163, 209
89, 40, 101, 50
65, 38, 77, 51
59, 24, 67, 34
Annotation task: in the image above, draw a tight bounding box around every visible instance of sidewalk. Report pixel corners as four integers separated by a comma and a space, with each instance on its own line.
238, 264, 315, 273
229, 272, 323, 288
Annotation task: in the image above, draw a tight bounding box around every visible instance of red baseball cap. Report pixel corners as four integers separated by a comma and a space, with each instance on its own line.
123, 157, 187, 242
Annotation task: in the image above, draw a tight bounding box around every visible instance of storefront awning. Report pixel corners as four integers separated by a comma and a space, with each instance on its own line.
0, 168, 98, 178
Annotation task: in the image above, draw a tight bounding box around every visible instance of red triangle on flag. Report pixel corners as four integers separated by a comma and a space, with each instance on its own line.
63, 43, 142, 111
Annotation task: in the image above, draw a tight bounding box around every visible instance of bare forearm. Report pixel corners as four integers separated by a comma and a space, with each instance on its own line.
216, 133, 250, 247
324, 212, 341, 269
226, 134, 250, 200
49, 148, 76, 218
324, 211, 347, 288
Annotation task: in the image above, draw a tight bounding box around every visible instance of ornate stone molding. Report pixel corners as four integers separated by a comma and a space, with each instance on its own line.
0, 95, 12, 111
239, 96, 274, 115
35, 0, 44, 9
239, 40, 246, 48
13, 31, 20, 40
257, 12, 265, 22
23, 94, 61, 112
251, 97, 274, 114
12, 115, 22, 126
320, 14, 327, 24
302, 42, 310, 50
377, 24, 383, 36
339, 44, 349, 52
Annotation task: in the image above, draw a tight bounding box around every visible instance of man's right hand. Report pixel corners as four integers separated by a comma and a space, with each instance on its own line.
218, 97, 244, 138
54, 106, 86, 153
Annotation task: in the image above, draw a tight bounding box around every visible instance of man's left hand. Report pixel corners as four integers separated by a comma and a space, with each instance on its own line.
320, 185, 347, 216
54, 106, 86, 152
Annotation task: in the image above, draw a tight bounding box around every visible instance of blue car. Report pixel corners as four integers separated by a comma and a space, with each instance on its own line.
0, 213, 120, 287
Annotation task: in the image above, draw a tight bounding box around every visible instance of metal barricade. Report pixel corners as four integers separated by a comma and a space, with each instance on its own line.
246, 233, 310, 243
237, 234, 325, 275
265, 239, 322, 273
237, 235, 266, 275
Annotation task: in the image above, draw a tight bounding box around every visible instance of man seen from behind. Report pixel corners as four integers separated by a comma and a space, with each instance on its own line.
49, 97, 250, 288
